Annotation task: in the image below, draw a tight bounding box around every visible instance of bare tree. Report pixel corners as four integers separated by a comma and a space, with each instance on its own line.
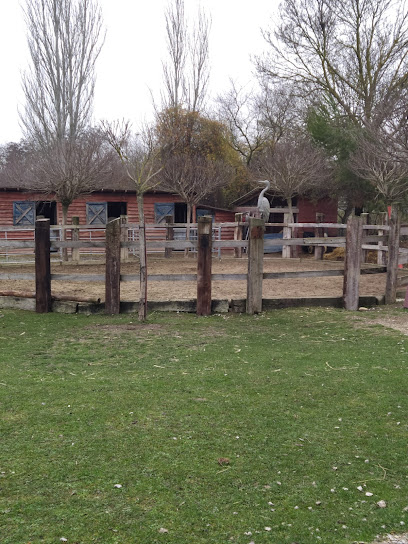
161, 0, 211, 112
349, 119, 408, 303
251, 137, 332, 222
351, 130, 408, 205
257, 0, 408, 125
21, 0, 105, 145
216, 81, 268, 166
20, 0, 105, 258
159, 152, 232, 241
103, 120, 162, 321
216, 80, 304, 166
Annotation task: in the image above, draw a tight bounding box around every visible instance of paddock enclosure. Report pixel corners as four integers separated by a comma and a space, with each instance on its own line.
0, 215, 406, 314
0, 256, 388, 301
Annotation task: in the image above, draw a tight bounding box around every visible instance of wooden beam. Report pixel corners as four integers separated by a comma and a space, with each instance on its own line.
234, 213, 244, 258
314, 213, 325, 260
246, 217, 265, 314
385, 206, 401, 304
165, 215, 174, 258
120, 215, 129, 263
71, 216, 80, 262
105, 218, 121, 314
197, 216, 212, 316
343, 216, 363, 310
35, 219, 51, 313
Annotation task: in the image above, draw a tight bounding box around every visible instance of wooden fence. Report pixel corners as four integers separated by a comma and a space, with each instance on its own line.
0, 215, 402, 314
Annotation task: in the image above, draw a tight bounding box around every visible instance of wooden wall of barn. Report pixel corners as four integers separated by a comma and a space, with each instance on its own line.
0, 191, 186, 225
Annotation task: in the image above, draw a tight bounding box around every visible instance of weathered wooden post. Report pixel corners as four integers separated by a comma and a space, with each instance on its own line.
105, 218, 121, 314
361, 212, 369, 263
385, 206, 401, 304
282, 213, 291, 259
120, 215, 128, 263
314, 212, 325, 260
246, 217, 265, 314
197, 216, 212, 316
234, 213, 244, 258
71, 216, 80, 263
35, 218, 51, 313
343, 216, 363, 310
165, 215, 174, 258
377, 211, 387, 266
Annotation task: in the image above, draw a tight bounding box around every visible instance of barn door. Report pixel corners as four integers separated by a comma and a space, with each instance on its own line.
87, 202, 107, 225
13, 201, 35, 226
154, 203, 175, 224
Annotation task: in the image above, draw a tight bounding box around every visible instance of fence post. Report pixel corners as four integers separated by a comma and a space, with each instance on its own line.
165, 215, 174, 258
105, 218, 121, 314
71, 216, 80, 263
314, 212, 325, 260
234, 213, 244, 258
343, 216, 363, 310
282, 213, 291, 258
377, 211, 387, 266
385, 206, 401, 304
35, 218, 51, 313
361, 212, 369, 263
120, 215, 128, 263
197, 216, 212, 316
246, 217, 265, 314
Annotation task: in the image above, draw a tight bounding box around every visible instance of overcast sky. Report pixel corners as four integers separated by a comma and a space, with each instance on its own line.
0, 0, 279, 145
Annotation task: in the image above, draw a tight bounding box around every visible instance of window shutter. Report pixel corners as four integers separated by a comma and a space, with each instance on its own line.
87, 202, 107, 225
154, 203, 175, 224
13, 201, 35, 226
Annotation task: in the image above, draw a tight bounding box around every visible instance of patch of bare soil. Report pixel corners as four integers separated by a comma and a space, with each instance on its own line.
88, 323, 164, 332
353, 305, 408, 336
0, 254, 387, 302
368, 534, 408, 544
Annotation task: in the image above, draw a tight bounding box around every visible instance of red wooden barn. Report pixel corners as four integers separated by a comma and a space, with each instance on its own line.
0, 178, 338, 248
0, 176, 235, 228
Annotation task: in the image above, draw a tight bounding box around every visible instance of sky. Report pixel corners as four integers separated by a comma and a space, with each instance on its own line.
0, 0, 279, 145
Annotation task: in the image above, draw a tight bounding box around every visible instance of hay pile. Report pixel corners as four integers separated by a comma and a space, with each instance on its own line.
324, 248, 380, 264
324, 248, 345, 261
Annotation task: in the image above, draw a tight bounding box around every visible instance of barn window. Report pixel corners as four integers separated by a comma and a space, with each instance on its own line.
107, 202, 127, 220
154, 203, 175, 224
86, 202, 107, 225
174, 203, 187, 223
36, 201, 57, 224
13, 201, 35, 226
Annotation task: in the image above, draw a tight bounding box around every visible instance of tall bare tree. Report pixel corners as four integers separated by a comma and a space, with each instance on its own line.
161, 0, 211, 112
257, 0, 408, 126
20, 0, 105, 258
21, 0, 105, 145
103, 121, 162, 321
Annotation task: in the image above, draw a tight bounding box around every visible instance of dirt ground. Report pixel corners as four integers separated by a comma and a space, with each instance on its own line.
0, 254, 388, 302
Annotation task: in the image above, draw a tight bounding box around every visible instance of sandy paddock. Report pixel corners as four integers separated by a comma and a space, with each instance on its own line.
0, 253, 387, 302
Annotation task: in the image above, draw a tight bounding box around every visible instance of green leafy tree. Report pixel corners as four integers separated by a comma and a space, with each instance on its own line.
307, 101, 376, 219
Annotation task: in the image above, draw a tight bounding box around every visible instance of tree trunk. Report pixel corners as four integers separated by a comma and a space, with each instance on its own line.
184, 202, 192, 258
137, 193, 148, 321
287, 196, 294, 224
61, 203, 69, 262
287, 196, 296, 258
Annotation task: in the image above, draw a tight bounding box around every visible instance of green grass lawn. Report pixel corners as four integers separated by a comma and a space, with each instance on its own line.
0, 306, 407, 544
